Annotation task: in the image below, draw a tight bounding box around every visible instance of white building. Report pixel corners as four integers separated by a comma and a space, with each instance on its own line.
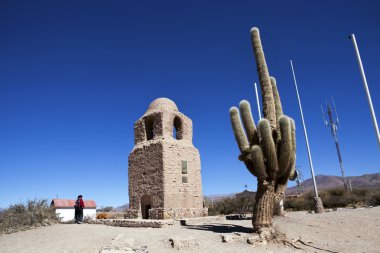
51, 198, 97, 222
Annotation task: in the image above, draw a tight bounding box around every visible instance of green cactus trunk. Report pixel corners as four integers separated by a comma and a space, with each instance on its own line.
229, 27, 305, 238
252, 181, 275, 230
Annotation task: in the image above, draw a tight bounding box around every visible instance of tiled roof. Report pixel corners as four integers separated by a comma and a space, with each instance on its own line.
51, 198, 97, 208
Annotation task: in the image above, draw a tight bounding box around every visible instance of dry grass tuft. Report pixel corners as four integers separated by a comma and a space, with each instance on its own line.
0, 199, 59, 234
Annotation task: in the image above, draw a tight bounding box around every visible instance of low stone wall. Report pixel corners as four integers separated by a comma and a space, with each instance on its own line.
123, 208, 208, 220
149, 208, 208, 219
89, 219, 174, 228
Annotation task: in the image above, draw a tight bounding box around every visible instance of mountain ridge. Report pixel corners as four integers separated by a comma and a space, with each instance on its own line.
286, 172, 380, 195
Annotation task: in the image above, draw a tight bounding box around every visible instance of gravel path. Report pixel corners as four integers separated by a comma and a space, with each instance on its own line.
1, 207, 379, 253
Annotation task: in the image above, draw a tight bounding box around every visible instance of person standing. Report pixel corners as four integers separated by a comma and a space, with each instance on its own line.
74, 195, 85, 224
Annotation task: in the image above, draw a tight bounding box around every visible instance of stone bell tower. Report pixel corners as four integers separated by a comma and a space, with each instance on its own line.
127, 98, 207, 219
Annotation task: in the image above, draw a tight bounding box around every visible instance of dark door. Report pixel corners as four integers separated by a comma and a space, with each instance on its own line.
143, 204, 151, 219
141, 195, 152, 219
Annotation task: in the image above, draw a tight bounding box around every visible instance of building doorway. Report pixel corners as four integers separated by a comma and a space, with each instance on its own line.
140, 195, 152, 219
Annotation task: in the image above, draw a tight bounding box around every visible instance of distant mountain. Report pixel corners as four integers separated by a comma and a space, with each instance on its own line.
112, 203, 129, 212
286, 173, 380, 195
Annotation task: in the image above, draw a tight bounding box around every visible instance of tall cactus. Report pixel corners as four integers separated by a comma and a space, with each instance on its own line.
229, 27, 296, 238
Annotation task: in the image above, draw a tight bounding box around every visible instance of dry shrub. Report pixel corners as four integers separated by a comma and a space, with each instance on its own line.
96, 206, 113, 212
319, 188, 358, 208
285, 187, 380, 211
96, 212, 124, 219
96, 213, 108, 219
207, 196, 254, 216
106, 212, 124, 219
0, 199, 59, 234
83, 215, 95, 223
284, 197, 312, 211
365, 188, 380, 206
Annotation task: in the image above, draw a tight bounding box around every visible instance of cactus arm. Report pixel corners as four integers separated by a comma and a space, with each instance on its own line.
270, 77, 283, 120
244, 160, 258, 177
251, 145, 269, 181
251, 27, 277, 130
287, 118, 297, 179
239, 100, 259, 146
229, 107, 250, 154
290, 118, 296, 153
277, 116, 292, 178
258, 119, 278, 180
278, 117, 296, 184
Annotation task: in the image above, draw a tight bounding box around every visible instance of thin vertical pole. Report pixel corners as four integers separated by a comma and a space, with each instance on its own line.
254, 83, 262, 120
350, 34, 380, 147
290, 60, 319, 198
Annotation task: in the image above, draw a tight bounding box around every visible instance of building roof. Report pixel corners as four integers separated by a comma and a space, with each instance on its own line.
145, 97, 178, 114
51, 198, 97, 208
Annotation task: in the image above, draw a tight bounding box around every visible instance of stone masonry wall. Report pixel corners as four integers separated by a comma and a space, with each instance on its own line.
160, 109, 203, 210
128, 142, 164, 211
162, 141, 203, 209
124, 209, 139, 219
149, 208, 208, 219
134, 112, 163, 144
161, 110, 192, 142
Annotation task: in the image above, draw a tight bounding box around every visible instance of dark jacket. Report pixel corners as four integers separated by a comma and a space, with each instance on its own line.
75, 199, 85, 209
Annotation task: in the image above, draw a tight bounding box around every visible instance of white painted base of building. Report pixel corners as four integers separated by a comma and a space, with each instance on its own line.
55, 208, 96, 222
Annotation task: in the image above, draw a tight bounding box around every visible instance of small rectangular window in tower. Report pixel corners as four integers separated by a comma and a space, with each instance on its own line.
182, 161, 187, 174
182, 176, 188, 183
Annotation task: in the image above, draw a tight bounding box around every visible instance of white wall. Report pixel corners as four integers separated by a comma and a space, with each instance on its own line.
55, 208, 96, 222
84, 209, 96, 220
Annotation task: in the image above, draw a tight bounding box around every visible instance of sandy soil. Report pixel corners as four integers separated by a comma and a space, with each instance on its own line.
1, 207, 379, 253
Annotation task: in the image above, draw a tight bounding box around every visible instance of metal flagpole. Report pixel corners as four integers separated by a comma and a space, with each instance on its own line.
290, 60, 320, 198
254, 82, 262, 120
349, 34, 380, 148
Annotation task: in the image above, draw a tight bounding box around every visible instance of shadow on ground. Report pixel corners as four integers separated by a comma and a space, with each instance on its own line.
184, 223, 253, 234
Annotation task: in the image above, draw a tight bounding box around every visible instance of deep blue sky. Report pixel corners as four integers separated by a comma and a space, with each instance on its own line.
1, 0, 379, 208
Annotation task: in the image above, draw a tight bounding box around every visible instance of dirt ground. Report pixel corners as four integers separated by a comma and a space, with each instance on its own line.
1, 207, 379, 253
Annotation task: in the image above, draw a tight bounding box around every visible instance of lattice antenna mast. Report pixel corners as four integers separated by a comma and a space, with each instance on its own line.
321, 98, 352, 192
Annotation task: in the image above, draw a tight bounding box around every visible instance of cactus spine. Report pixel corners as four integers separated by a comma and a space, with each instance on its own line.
229, 27, 296, 237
